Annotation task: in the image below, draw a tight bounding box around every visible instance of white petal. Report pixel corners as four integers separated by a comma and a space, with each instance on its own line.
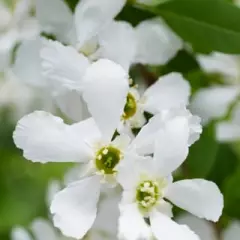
154, 115, 189, 176
216, 121, 240, 142
93, 191, 121, 237
46, 180, 61, 207
63, 164, 92, 185
11, 227, 32, 240
98, 21, 136, 71
0, 3, 11, 30
51, 176, 101, 239
197, 52, 240, 80
150, 210, 200, 240
176, 213, 218, 240
156, 200, 173, 218
117, 155, 154, 191
82, 59, 129, 141
13, 37, 46, 87
31, 219, 58, 240
74, 0, 126, 47
54, 90, 90, 122
118, 204, 152, 240
130, 113, 164, 155
41, 40, 90, 94
222, 221, 240, 240
36, 0, 73, 42
135, 17, 183, 65
13, 111, 100, 163
190, 86, 240, 125
165, 179, 223, 222
143, 72, 190, 114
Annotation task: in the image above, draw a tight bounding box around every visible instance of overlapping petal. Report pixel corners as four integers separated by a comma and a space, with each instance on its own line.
98, 21, 136, 71
177, 214, 218, 240
135, 17, 183, 65
154, 116, 189, 176
150, 210, 200, 240
41, 40, 90, 93
51, 176, 101, 239
35, 0, 73, 42
75, 0, 126, 47
118, 204, 152, 240
13, 37, 46, 87
82, 59, 129, 141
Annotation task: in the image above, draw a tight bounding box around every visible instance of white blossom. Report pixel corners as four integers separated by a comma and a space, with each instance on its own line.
117, 118, 223, 239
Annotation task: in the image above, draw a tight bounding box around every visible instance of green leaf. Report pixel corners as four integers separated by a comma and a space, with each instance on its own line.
137, 0, 240, 53
208, 144, 238, 189
184, 123, 219, 178
223, 166, 240, 218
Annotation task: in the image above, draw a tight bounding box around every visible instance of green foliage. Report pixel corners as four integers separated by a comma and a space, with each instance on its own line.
136, 0, 240, 53
184, 122, 219, 178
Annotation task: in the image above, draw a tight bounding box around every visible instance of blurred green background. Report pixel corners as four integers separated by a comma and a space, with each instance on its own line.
1, 0, 240, 239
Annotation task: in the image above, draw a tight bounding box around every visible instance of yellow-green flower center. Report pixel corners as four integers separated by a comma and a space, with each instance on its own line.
122, 93, 137, 120
136, 180, 160, 211
95, 146, 121, 174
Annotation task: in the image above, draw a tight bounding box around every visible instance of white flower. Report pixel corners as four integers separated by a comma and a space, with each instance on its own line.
12, 59, 128, 238
190, 85, 240, 142
42, 38, 190, 128
0, 70, 55, 120
190, 86, 240, 125
177, 214, 240, 240
135, 17, 183, 66
117, 118, 223, 240
11, 219, 74, 240
216, 102, 240, 142
196, 52, 240, 84
0, 0, 39, 71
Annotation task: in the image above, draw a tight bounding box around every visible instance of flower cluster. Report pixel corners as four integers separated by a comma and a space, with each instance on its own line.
1, 0, 227, 239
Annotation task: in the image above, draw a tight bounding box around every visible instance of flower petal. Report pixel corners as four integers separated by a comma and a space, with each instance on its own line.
13, 37, 46, 87
31, 219, 58, 240
197, 52, 240, 81
216, 121, 240, 142
46, 180, 61, 207
118, 204, 152, 240
35, 0, 73, 42
82, 59, 129, 141
51, 176, 101, 239
143, 72, 190, 114
54, 90, 90, 122
11, 227, 32, 240
190, 86, 240, 125
135, 17, 183, 65
130, 113, 164, 155
150, 210, 200, 240
74, 0, 126, 47
98, 20, 136, 71
154, 115, 189, 176
222, 221, 240, 240
165, 179, 223, 222
13, 111, 100, 163
176, 214, 218, 240
41, 40, 90, 94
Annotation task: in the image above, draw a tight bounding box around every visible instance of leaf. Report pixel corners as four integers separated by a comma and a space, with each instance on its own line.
184, 122, 219, 178
208, 144, 238, 189
223, 166, 240, 218
136, 0, 240, 53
